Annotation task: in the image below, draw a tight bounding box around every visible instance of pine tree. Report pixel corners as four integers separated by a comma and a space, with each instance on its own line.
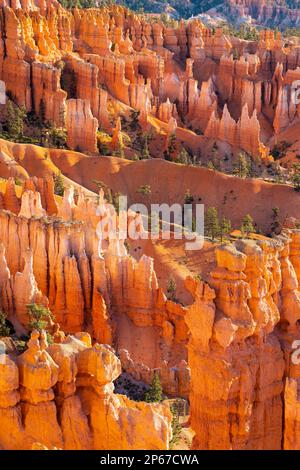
0, 311, 10, 337
141, 134, 150, 159
292, 164, 300, 192
240, 214, 255, 236
169, 403, 182, 448
165, 133, 176, 161
205, 207, 220, 241
166, 276, 177, 301
5, 99, 26, 139
210, 142, 220, 170
27, 304, 54, 332
271, 207, 280, 234
54, 172, 65, 196
176, 147, 189, 164
233, 152, 250, 178
219, 216, 232, 242
144, 373, 163, 403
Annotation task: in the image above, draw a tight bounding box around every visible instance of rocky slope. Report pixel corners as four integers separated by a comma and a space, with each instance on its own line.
0, 176, 299, 449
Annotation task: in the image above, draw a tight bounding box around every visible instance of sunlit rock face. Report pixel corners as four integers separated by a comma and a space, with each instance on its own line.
0, 331, 172, 449
187, 234, 300, 450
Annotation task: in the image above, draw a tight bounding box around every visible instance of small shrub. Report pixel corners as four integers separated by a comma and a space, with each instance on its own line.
54, 172, 65, 196
0, 311, 10, 337
27, 304, 54, 332
137, 184, 151, 195
166, 277, 177, 301
169, 403, 182, 448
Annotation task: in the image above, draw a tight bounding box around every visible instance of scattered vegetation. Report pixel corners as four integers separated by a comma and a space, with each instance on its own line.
270, 207, 281, 235
221, 23, 260, 41
166, 276, 177, 302
204, 207, 232, 241
27, 303, 54, 332
1, 96, 67, 148
204, 207, 220, 241
270, 141, 292, 160
169, 403, 182, 449
4, 99, 26, 139
164, 133, 176, 161
137, 184, 152, 195
175, 147, 190, 165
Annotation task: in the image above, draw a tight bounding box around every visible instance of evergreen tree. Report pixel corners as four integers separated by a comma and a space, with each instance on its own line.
271, 207, 280, 234
27, 304, 54, 332
0, 311, 10, 337
5, 99, 26, 139
292, 164, 300, 192
176, 147, 189, 165
219, 216, 232, 242
205, 207, 220, 241
144, 373, 163, 403
233, 152, 250, 178
166, 276, 177, 301
165, 133, 176, 161
240, 214, 255, 236
141, 134, 150, 159
54, 172, 65, 196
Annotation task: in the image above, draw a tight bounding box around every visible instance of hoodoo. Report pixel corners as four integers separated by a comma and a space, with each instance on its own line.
0, 0, 300, 455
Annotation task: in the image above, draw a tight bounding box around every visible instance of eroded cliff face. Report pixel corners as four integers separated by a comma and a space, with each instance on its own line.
0, 330, 172, 450
0, 179, 300, 449
0, 178, 190, 399
0, 177, 300, 449
1, 2, 300, 451
186, 233, 300, 450
1, 2, 300, 160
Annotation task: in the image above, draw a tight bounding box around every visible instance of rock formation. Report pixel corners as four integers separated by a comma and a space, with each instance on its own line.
0, 1, 300, 452
66, 99, 98, 153
0, 330, 172, 449
186, 233, 300, 449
